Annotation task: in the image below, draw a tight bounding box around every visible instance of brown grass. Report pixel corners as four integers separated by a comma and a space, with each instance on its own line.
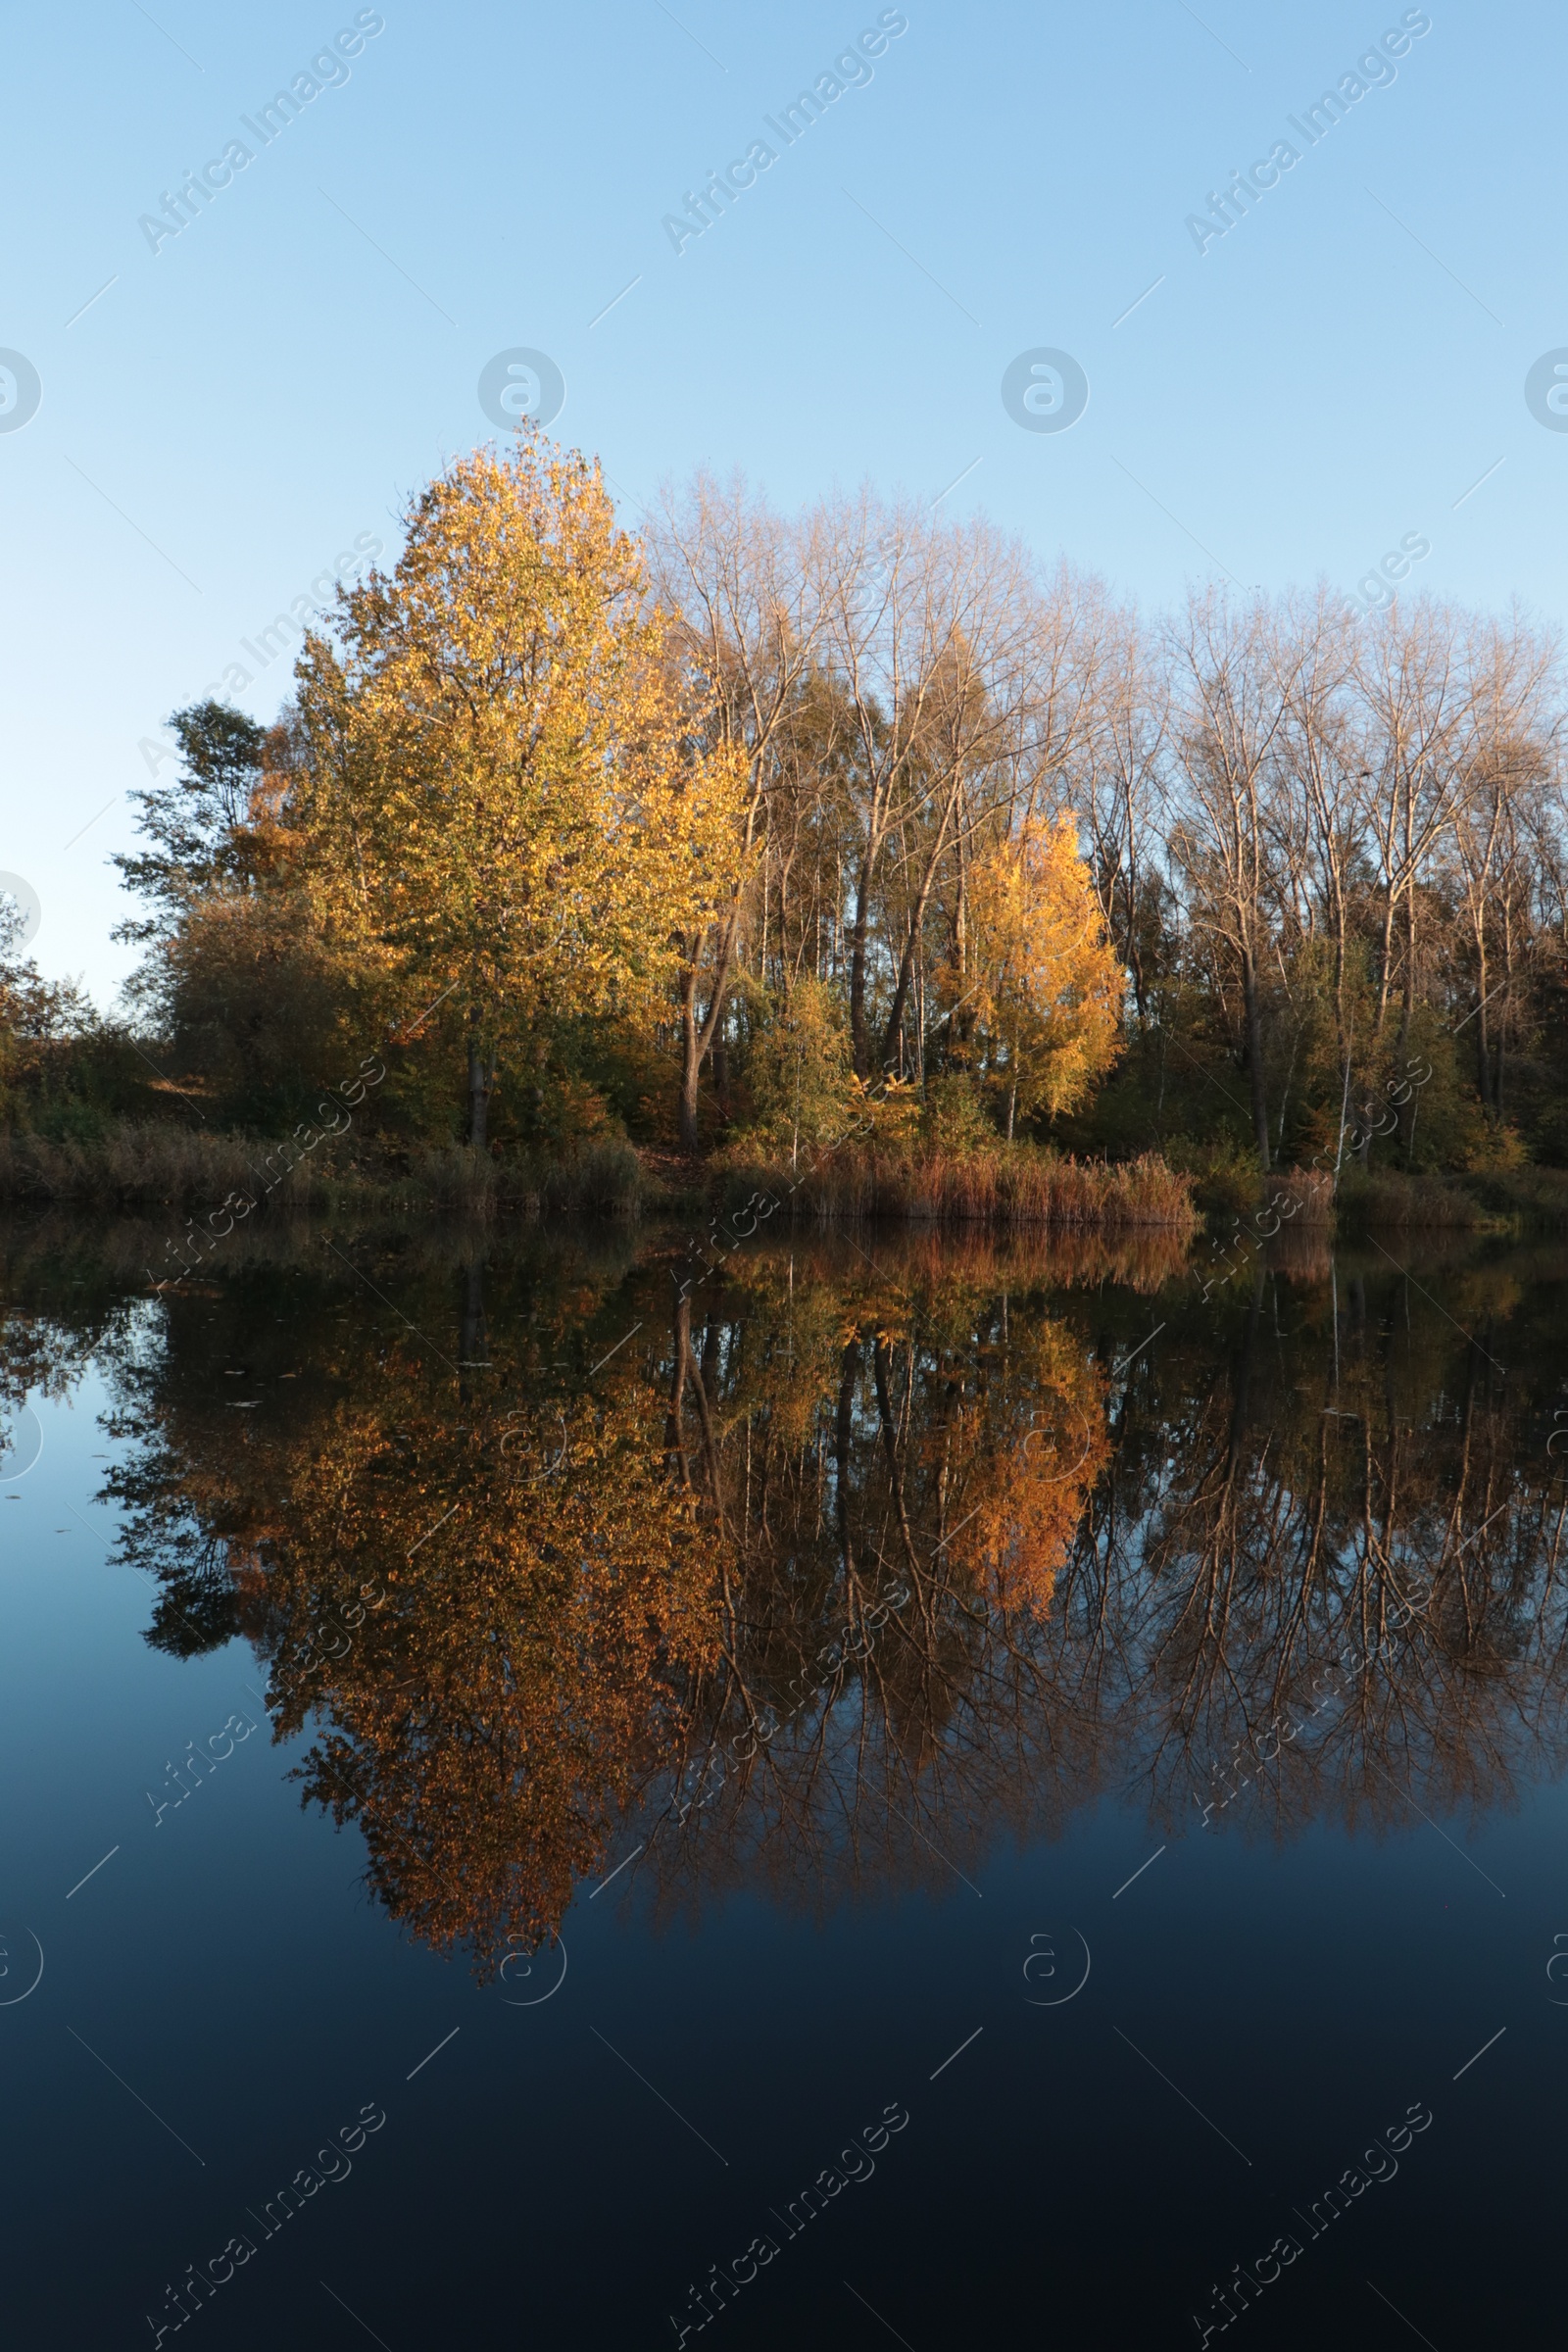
1269, 1168, 1336, 1225
718, 1142, 1200, 1231
0, 1123, 645, 1216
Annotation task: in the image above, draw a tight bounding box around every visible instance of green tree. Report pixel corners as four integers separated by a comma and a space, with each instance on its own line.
113, 702, 270, 945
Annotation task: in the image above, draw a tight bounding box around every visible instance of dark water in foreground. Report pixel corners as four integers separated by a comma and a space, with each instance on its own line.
1, 1212, 1563, 2348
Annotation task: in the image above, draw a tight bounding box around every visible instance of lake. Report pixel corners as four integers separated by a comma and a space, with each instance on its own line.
0, 1210, 1559, 2348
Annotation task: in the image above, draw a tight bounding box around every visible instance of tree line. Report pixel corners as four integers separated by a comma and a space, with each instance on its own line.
650, 480, 1568, 1180
7, 426, 1567, 1186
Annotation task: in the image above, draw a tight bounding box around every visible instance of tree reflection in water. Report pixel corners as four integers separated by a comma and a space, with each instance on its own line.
63, 1219, 1568, 1971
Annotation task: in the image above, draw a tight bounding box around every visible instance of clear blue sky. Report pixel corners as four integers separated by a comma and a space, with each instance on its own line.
4, 0, 1560, 1004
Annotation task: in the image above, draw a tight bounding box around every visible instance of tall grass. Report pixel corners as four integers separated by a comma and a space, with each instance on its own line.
0, 1123, 267, 1205
1268, 1169, 1336, 1225
0, 1123, 645, 1216
1333, 1168, 1484, 1230
405, 1141, 644, 1214
718, 1141, 1200, 1230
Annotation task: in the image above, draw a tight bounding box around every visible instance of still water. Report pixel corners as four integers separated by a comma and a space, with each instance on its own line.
0, 1212, 1562, 2347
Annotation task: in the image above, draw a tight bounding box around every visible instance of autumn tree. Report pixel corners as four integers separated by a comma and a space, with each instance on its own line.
92, 433, 1568, 1180
960, 812, 1125, 1138
292, 433, 744, 1146
1446, 612, 1559, 1124
818, 494, 1060, 1083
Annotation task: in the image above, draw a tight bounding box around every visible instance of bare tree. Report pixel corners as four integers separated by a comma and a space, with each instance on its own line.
1353, 600, 1473, 1072
1071, 600, 1168, 1024
644, 468, 1568, 1175
651, 471, 830, 1149
1166, 588, 1301, 1170
1448, 611, 1560, 1118
1274, 589, 1366, 1176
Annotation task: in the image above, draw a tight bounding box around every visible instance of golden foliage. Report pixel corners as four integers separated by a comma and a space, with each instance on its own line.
932, 1314, 1109, 1618
291, 434, 748, 1056
962, 812, 1126, 1127
254, 1379, 718, 1968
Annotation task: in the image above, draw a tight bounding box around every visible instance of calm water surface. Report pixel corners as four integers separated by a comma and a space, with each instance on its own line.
1, 1213, 1562, 2348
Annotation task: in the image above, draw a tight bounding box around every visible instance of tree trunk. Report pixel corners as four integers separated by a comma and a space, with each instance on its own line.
848, 856, 874, 1080
1125, 869, 1147, 1023
677, 962, 703, 1152
1396, 887, 1418, 1073
1373, 889, 1397, 1040
1331, 919, 1353, 1183
675, 917, 742, 1152
1476, 941, 1494, 1114
1332, 1041, 1354, 1186
1494, 906, 1512, 1114
1240, 944, 1270, 1171
881, 786, 961, 1077
466, 1035, 490, 1149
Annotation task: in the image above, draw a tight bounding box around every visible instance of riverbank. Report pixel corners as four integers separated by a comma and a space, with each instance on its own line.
5, 1119, 1567, 1235
0, 1123, 1201, 1232
1331, 1163, 1568, 1232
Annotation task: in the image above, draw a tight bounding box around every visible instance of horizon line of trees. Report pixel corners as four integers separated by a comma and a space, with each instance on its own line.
6, 427, 1568, 1181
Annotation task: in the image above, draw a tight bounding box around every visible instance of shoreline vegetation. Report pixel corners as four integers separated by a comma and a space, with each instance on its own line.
10, 432, 1568, 1241
2, 1118, 1566, 1240
0, 1121, 1198, 1225
715, 1141, 1198, 1228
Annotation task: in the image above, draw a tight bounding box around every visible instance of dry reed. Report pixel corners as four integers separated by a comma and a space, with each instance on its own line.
0, 1124, 644, 1216
719, 1142, 1200, 1231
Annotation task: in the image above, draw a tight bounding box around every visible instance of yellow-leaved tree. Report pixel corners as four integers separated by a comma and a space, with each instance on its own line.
291, 433, 746, 1143
963, 811, 1125, 1139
